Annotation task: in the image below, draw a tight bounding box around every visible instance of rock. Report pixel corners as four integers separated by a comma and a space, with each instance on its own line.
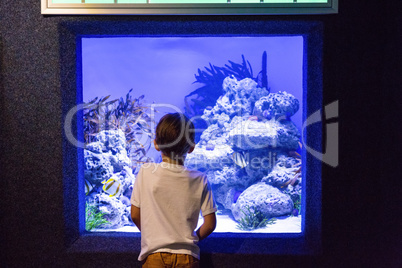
206, 165, 237, 185
88, 192, 132, 229
222, 76, 268, 103
262, 155, 303, 205
284, 184, 302, 208
206, 165, 256, 188
213, 184, 245, 210
85, 129, 132, 184
85, 141, 105, 154
118, 166, 136, 199
185, 76, 302, 225
277, 120, 301, 150
224, 187, 244, 210
185, 144, 234, 170
216, 113, 230, 128
206, 166, 257, 210
201, 76, 269, 124
262, 155, 301, 189
85, 166, 135, 229
95, 129, 127, 153
228, 118, 300, 151
109, 150, 131, 173
253, 91, 299, 119
199, 123, 229, 146
84, 150, 114, 184
243, 149, 279, 180
85, 129, 137, 229
232, 183, 294, 221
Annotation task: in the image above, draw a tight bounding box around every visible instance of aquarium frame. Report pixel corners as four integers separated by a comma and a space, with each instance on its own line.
61, 20, 322, 256
42, 0, 338, 15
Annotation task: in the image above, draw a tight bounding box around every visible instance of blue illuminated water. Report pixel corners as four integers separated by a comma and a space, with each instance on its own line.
82, 36, 303, 233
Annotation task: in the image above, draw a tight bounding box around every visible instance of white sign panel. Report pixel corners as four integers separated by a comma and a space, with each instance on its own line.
41, 0, 338, 15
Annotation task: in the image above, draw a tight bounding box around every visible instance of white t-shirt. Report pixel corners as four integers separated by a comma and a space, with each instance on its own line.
131, 162, 217, 261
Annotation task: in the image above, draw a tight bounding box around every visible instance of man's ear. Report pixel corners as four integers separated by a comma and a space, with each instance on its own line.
154, 140, 160, 151
188, 145, 195, 154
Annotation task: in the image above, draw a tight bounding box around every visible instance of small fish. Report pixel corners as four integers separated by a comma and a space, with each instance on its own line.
280, 176, 298, 188
289, 141, 303, 159
293, 166, 302, 174
233, 152, 248, 168
288, 150, 301, 159
101, 177, 122, 197
248, 115, 258, 121
85, 179, 94, 195
205, 144, 215, 151
205, 106, 213, 111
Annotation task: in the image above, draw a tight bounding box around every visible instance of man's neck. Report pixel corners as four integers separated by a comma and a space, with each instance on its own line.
161, 154, 185, 166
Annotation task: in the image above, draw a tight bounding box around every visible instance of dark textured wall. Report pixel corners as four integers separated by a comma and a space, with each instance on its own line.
0, 1, 400, 267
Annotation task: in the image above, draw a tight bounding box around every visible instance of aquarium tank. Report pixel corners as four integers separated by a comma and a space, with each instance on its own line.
81, 36, 304, 233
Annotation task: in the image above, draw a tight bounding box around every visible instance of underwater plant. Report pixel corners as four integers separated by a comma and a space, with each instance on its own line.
283, 186, 302, 217
83, 95, 118, 143
85, 202, 110, 231
293, 192, 302, 216
236, 205, 276, 231
83, 89, 156, 170
185, 52, 268, 118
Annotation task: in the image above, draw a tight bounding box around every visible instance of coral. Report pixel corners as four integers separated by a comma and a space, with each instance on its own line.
253, 91, 299, 119
243, 149, 279, 180
87, 192, 132, 229
262, 154, 301, 188
84, 149, 115, 184
236, 205, 276, 231
85, 202, 110, 231
83, 95, 118, 143
83, 89, 155, 171
185, 54, 258, 118
293, 192, 301, 215
84, 129, 136, 230
207, 165, 256, 189
199, 123, 229, 146
186, 71, 302, 226
82, 52, 303, 231
185, 144, 234, 170
201, 77, 269, 124
214, 186, 245, 210
84, 130, 132, 184
228, 117, 300, 151
232, 183, 294, 221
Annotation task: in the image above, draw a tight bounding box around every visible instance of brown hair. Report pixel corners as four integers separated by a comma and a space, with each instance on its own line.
155, 113, 195, 158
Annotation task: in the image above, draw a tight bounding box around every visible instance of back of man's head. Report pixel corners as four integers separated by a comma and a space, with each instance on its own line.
155, 113, 195, 158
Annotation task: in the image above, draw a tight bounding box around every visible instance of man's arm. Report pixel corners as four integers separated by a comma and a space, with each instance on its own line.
131, 205, 141, 231
196, 213, 216, 241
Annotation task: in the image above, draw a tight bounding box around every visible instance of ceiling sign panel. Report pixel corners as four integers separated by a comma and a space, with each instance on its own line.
42, 0, 338, 15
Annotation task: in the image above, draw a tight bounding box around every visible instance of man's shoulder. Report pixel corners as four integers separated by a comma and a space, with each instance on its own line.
184, 168, 207, 182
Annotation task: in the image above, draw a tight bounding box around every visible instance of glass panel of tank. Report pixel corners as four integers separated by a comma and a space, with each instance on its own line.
82, 36, 303, 233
